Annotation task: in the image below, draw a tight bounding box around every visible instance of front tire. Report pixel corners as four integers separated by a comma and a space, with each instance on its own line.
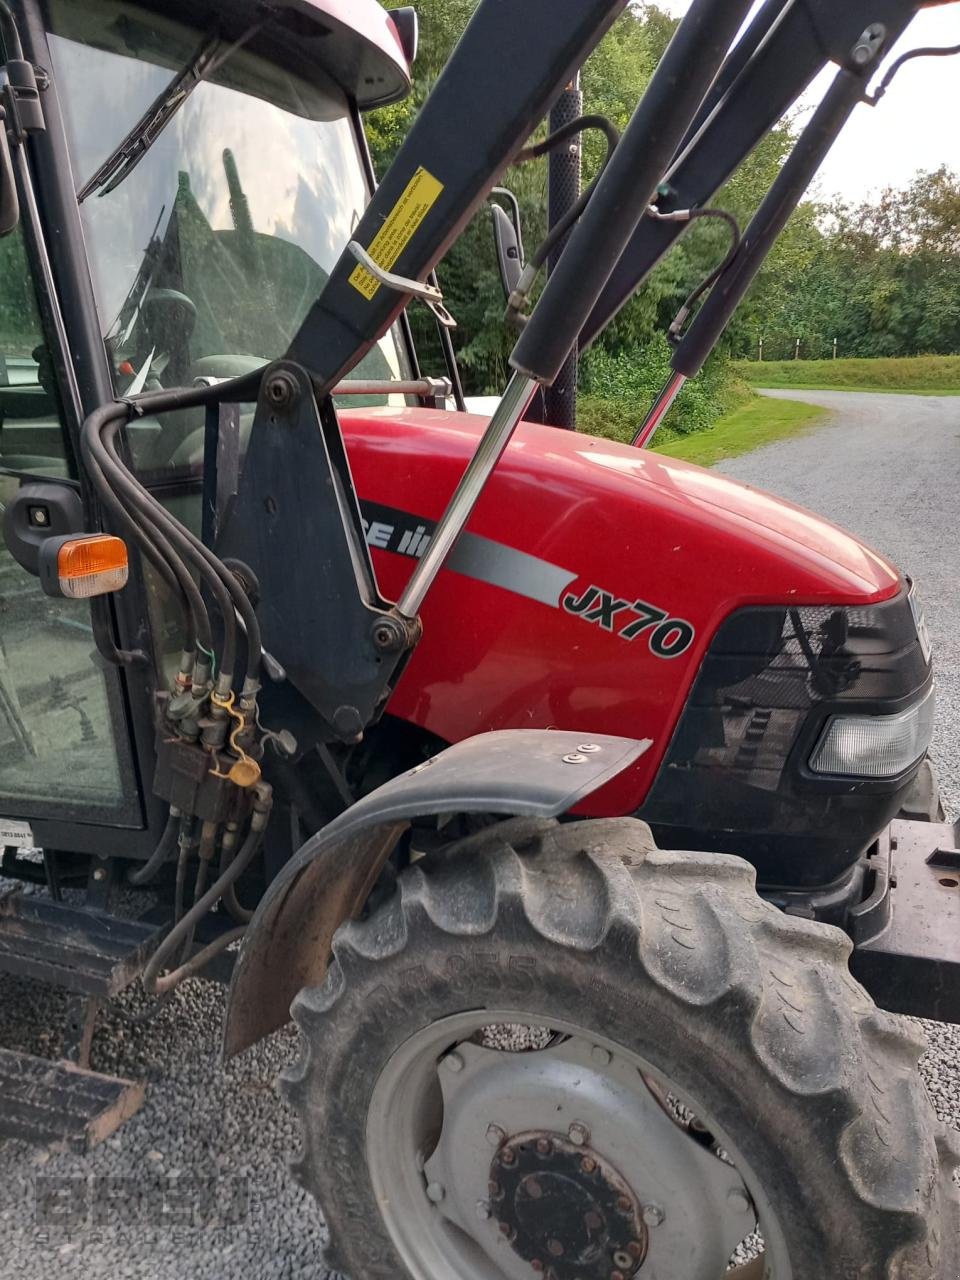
282, 817, 957, 1279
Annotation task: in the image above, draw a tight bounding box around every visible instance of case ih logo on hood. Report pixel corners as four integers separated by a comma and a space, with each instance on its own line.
360, 500, 695, 660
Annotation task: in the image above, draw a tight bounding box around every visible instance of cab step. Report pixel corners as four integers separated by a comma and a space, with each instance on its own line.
0, 1047, 144, 1151
0, 892, 165, 996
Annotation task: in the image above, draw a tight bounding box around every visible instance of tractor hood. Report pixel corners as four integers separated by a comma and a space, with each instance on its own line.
340, 406, 904, 816
343, 407, 900, 600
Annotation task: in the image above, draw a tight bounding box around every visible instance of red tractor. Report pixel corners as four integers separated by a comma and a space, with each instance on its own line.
0, 0, 956, 1276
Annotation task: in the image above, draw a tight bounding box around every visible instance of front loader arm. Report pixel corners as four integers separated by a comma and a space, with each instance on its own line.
284, 0, 629, 398
552, 0, 927, 364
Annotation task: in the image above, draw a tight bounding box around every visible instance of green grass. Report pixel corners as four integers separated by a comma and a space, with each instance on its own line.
736, 353, 960, 395
652, 395, 829, 466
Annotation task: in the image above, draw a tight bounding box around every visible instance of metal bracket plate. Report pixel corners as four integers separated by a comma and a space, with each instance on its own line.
851, 817, 960, 1024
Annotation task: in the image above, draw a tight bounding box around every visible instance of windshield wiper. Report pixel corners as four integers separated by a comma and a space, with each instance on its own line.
78, 24, 260, 203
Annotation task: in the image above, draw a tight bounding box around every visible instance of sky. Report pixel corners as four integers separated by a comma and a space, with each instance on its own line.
657, 2, 959, 203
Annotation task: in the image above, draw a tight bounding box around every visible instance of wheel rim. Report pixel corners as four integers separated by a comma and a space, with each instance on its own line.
365, 1010, 792, 1280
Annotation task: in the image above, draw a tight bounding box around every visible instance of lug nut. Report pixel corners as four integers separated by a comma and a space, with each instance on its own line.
580, 1157, 597, 1174
486, 1124, 506, 1147
547, 1239, 564, 1258
616, 1195, 632, 1213
426, 1182, 445, 1203
443, 1051, 464, 1073
536, 1138, 552, 1156
531, 1262, 544, 1274
500, 1147, 516, 1166
568, 1122, 589, 1146
499, 1221, 516, 1241
489, 1179, 502, 1199
612, 1252, 633, 1270
642, 1204, 665, 1228
611, 1271, 626, 1280
628, 1241, 644, 1260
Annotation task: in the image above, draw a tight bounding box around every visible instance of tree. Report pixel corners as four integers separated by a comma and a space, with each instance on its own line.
751, 168, 960, 360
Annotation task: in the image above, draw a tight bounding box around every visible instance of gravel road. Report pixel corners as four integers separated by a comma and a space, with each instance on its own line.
722, 389, 960, 816
0, 387, 957, 1279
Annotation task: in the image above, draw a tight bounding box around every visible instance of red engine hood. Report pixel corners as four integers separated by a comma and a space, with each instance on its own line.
340, 407, 902, 814
345, 408, 898, 595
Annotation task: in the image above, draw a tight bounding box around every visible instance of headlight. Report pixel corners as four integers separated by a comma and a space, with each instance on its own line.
809, 684, 935, 779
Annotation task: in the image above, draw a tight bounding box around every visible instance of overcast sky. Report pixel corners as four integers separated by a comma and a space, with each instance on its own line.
657, 2, 959, 203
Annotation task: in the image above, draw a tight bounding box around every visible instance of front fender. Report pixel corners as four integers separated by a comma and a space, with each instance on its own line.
223, 730, 649, 1056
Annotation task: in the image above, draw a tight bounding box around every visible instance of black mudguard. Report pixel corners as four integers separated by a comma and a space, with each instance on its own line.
222, 730, 649, 1056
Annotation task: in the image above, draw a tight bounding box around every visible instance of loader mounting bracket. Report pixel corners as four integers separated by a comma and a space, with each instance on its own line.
213, 361, 420, 742
222, 729, 650, 1057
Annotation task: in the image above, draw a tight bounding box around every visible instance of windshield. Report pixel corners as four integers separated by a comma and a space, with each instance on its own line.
47, 1, 409, 405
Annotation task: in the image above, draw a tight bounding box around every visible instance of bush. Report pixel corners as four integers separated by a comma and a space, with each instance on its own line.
578, 336, 750, 444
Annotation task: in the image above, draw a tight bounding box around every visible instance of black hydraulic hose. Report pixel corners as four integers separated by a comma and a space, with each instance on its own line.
82, 402, 214, 660
102, 421, 262, 683
0, 0, 24, 60
83, 395, 263, 681
85, 444, 205, 656
870, 42, 960, 105
99, 419, 240, 681
150, 924, 247, 992
511, 0, 755, 385
221, 880, 253, 924
515, 115, 621, 273
665, 207, 741, 341
142, 820, 266, 995
127, 809, 180, 886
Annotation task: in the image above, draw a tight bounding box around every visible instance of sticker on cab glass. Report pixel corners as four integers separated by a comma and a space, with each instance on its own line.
348, 166, 444, 301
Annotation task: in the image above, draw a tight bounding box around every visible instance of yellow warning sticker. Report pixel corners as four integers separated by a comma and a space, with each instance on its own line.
349, 166, 444, 301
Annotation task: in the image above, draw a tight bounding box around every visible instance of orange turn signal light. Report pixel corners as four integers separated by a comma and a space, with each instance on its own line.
39, 534, 129, 599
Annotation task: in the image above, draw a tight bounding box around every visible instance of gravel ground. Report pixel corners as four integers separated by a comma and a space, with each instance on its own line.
0, 387, 957, 1279
722, 389, 960, 815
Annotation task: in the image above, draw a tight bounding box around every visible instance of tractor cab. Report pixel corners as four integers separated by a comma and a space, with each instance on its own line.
0, 0, 420, 860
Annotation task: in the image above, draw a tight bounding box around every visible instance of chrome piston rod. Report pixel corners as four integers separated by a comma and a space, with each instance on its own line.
398, 372, 539, 617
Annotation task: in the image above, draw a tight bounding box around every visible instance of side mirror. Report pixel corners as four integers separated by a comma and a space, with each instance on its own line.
390, 8, 419, 67
491, 188, 525, 301
0, 120, 19, 237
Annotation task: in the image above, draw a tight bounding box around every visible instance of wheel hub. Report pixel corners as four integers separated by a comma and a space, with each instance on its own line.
371, 1022, 759, 1280
490, 1131, 647, 1279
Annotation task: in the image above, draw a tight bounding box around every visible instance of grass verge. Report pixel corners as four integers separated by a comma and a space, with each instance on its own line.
652, 396, 829, 466
735, 353, 960, 395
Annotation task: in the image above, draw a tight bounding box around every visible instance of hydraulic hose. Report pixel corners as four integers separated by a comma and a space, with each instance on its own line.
142, 787, 271, 995
98, 419, 239, 682
82, 397, 263, 684
127, 809, 181, 886
82, 402, 220, 666
0, 0, 24, 61
510, 0, 755, 385
219, 826, 254, 924
100, 416, 262, 683
515, 114, 621, 275
85, 444, 207, 657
